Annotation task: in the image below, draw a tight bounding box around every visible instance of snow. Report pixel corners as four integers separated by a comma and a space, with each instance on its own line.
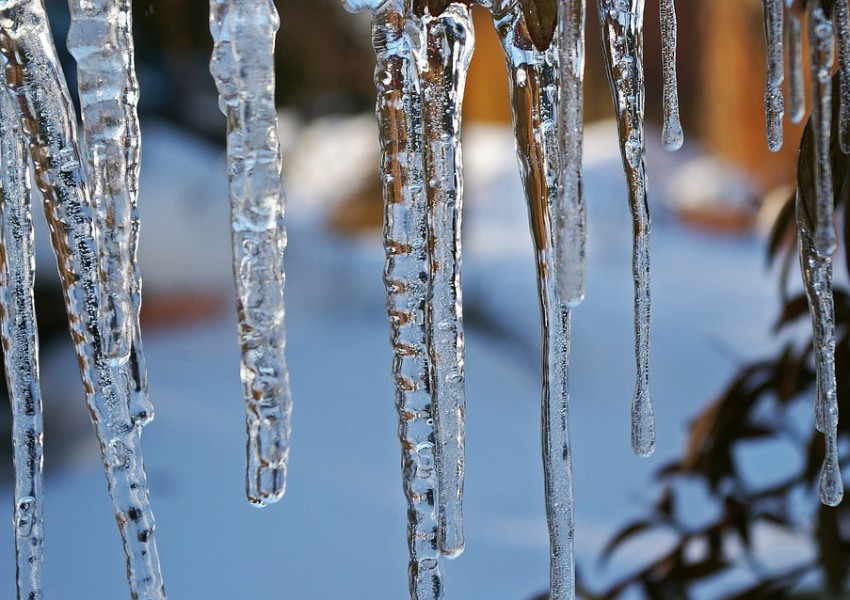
0, 115, 802, 598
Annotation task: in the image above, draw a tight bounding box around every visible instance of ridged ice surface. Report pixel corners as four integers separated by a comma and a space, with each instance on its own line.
557, 0, 587, 306
0, 0, 165, 597
786, 6, 805, 124
659, 0, 682, 151
808, 4, 837, 257
372, 2, 443, 597
762, 0, 785, 151
0, 80, 45, 600
597, 0, 655, 458
209, 0, 292, 507
834, 0, 850, 152
66, 0, 151, 428
797, 192, 843, 506
493, 2, 575, 597
410, 4, 473, 559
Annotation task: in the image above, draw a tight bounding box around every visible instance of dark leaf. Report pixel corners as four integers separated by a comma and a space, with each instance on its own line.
426, 0, 452, 15
774, 295, 811, 330
599, 520, 656, 564
818, 503, 849, 594
766, 190, 796, 266
521, 0, 557, 51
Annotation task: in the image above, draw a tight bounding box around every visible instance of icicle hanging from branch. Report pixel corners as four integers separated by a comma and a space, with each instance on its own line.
209, 0, 293, 507
0, 0, 166, 596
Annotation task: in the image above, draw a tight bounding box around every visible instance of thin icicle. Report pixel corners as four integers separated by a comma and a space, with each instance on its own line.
796, 192, 843, 506
411, 3, 473, 559
786, 4, 805, 124
557, 0, 587, 306
808, 4, 837, 257
209, 0, 292, 506
66, 0, 152, 427
833, 0, 850, 152
762, 0, 785, 151
659, 0, 683, 151
363, 0, 444, 596
598, 0, 655, 458
0, 1, 165, 597
0, 80, 45, 600
493, 2, 575, 597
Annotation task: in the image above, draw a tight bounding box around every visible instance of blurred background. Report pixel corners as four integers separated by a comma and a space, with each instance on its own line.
0, 0, 842, 598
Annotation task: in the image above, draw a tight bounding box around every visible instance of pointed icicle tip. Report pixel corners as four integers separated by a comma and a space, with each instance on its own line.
631, 387, 656, 458
819, 456, 844, 506
662, 120, 684, 152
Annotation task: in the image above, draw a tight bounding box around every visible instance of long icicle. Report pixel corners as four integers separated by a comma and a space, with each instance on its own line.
808, 4, 837, 259
493, 2, 575, 597
833, 0, 850, 151
659, 0, 683, 150
209, 0, 292, 506
367, 0, 444, 596
787, 2, 806, 124
598, 0, 655, 457
0, 78, 45, 600
0, 1, 165, 597
558, 0, 587, 306
762, 0, 785, 151
796, 189, 843, 506
66, 0, 152, 427
413, 3, 473, 559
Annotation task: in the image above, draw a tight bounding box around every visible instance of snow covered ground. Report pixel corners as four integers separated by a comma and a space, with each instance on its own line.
0, 116, 809, 598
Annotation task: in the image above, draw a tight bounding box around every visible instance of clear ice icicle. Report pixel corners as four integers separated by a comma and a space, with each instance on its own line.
66, 0, 152, 427
808, 4, 837, 257
557, 0, 587, 306
598, 0, 655, 457
0, 79, 45, 600
209, 0, 292, 506
796, 191, 843, 506
762, 0, 785, 151
659, 0, 683, 151
833, 0, 850, 152
786, 4, 805, 124
493, 2, 575, 597
366, 0, 444, 596
0, 0, 165, 597
411, 3, 473, 559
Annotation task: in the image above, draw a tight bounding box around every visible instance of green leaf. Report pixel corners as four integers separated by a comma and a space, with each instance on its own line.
521, 0, 557, 51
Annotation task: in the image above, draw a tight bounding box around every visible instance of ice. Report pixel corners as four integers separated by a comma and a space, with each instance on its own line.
209, 0, 292, 507
834, 0, 850, 152
557, 0, 587, 306
0, 78, 44, 599
410, 3, 474, 559
659, 0, 683, 151
0, 0, 165, 597
808, 3, 837, 257
371, 1, 444, 597
796, 192, 843, 506
492, 2, 575, 597
786, 5, 805, 124
66, 0, 152, 427
762, 0, 785, 151
597, 0, 655, 458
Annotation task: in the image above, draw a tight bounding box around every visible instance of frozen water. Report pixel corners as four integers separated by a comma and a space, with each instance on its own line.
659, 0, 683, 151
834, 0, 850, 152
762, 0, 785, 151
209, 0, 292, 507
786, 7, 805, 124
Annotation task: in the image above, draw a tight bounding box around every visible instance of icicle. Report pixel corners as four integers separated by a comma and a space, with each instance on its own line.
66, 0, 152, 428
557, 0, 587, 306
410, 3, 473, 559
796, 191, 843, 506
492, 2, 575, 597
0, 79, 45, 600
808, 4, 837, 257
834, 0, 850, 152
597, 0, 655, 458
786, 3, 805, 124
659, 0, 683, 151
209, 0, 292, 506
0, 1, 165, 597
361, 0, 444, 596
762, 0, 785, 151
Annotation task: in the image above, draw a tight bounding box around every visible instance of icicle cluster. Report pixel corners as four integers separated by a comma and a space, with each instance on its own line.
209, 0, 293, 507
345, 0, 474, 595
762, 0, 848, 506
0, 0, 165, 597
